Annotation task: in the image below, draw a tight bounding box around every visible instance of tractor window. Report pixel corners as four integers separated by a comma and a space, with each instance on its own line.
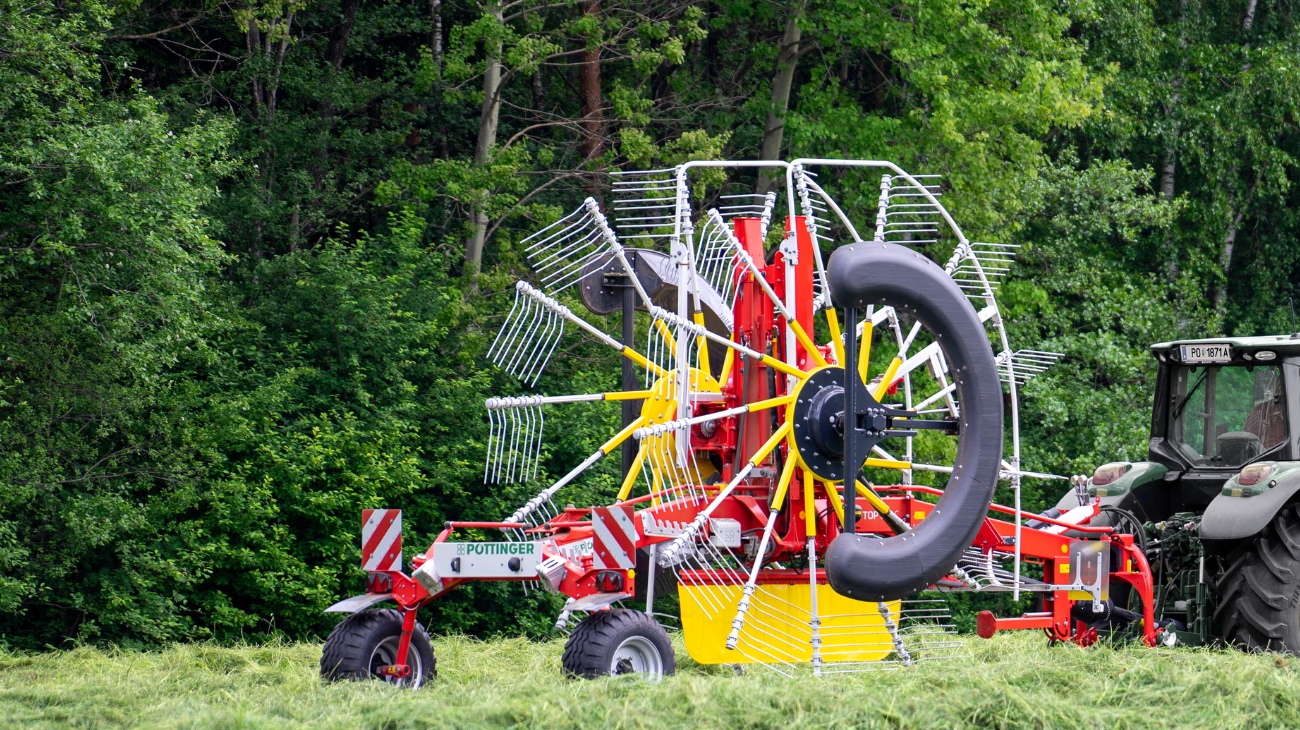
1170, 364, 1286, 468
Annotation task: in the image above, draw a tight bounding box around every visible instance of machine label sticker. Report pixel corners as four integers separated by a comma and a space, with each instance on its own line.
433, 541, 543, 579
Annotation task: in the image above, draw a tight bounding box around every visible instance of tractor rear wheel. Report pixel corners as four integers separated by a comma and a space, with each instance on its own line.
1215, 505, 1300, 654
562, 609, 675, 679
321, 608, 436, 687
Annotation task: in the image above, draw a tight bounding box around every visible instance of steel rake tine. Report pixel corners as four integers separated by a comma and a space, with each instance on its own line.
487, 287, 529, 364
484, 403, 498, 483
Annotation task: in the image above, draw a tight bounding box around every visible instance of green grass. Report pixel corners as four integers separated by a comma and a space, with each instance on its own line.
3, 632, 1300, 729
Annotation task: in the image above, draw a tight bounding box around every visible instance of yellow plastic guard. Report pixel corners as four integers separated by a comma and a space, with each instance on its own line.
680, 583, 901, 664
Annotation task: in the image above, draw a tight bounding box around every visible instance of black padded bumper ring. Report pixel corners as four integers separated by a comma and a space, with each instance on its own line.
823, 242, 1004, 602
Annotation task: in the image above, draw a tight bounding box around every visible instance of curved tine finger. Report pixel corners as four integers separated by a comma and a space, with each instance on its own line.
522, 204, 587, 247
495, 297, 537, 373
527, 401, 542, 482
484, 404, 498, 483
503, 301, 546, 377
521, 401, 538, 482
488, 400, 504, 480
489, 292, 531, 366
522, 307, 560, 386
524, 215, 596, 270
531, 403, 544, 482
534, 228, 604, 291
487, 288, 527, 362
500, 402, 515, 484
491, 401, 507, 483
517, 402, 533, 484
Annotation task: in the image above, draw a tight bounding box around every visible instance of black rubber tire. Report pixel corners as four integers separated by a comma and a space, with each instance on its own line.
1215, 505, 1300, 654
561, 609, 676, 679
320, 609, 436, 687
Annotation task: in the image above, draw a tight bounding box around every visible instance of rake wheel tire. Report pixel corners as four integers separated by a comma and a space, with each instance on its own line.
1215, 505, 1300, 654
562, 609, 675, 679
321, 608, 436, 687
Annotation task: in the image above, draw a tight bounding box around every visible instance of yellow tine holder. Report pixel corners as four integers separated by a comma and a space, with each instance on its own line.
872, 356, 903, 401
823, 480, 846, 530
825, 308, 845, 366
693, 312, 712, 375
654, 318, 678, 352
615, 445, 646, 501
855, 480, 911, 535
803, 469, 816, 536
858, 321, 873, 382
718, 347, 736, 386
790, 320, 828, 368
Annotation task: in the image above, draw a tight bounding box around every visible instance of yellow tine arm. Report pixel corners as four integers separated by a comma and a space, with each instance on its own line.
761, 353, 808, 379
855, 481, 912, 535
823, 480, 846, 530
825, 308, 845, 366
693, 312, 712, 375
615, 446, 646, 501
771, 455, 799, 511
718, 347, 736, 385
605, 390, 653, 401
864, 456, 911, 470
622, 347, 668, 378
858, 321, 873, 382
803, 469, 816, 535
600, 416, 650, 455
654, 318, 678, 351
789, 320, 828, 368
872, 356, 903, 401
747, 421, 793, 466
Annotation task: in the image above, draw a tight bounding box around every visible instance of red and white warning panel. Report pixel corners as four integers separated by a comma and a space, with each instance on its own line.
362, 509, 403, 572
592, 504, 637, 570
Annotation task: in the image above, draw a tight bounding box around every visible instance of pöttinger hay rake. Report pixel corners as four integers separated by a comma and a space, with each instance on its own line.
319, 159, 1160, 686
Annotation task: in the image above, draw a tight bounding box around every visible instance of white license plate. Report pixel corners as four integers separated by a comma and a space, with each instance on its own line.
432, 541, 542, 579
1181, 343, 1233, 364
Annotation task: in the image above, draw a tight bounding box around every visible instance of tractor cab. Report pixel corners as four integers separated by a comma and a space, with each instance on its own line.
1053, 335, 1300, 527
1148, 336, 1300, 511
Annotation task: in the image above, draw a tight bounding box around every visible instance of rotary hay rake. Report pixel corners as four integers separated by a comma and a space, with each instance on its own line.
320, 159, 1162, 687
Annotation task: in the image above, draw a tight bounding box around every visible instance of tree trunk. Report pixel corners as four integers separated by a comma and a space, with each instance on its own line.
246, 16, 264, 116
578, 0, 603, 161
1213, 208, 1246, 310
430, 0, 443, 68
327, 0, 358, 71
1212, 1, 1261, 309
756, 1, 805, 195
465, 4, 505, 275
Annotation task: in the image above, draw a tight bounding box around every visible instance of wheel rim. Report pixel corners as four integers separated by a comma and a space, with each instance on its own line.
369, 636, 423, 688
609, 636, 664, 678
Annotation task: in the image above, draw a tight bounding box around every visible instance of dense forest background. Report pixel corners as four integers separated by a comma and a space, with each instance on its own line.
1, 0, 1297, 648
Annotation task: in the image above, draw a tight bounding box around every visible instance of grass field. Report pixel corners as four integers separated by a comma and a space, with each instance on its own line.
3, 631, 1300, 729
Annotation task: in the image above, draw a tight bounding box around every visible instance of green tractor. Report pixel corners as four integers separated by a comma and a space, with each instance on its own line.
1046, 335, 1300, 651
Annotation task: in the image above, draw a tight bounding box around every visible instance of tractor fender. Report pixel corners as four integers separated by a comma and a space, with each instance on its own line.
1050, 462, 1169, 522
822, 241, 1003, 602
1201, 462, 1300, 541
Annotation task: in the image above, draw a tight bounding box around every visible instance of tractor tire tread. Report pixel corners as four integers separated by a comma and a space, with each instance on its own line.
1215, 505, 1300, 653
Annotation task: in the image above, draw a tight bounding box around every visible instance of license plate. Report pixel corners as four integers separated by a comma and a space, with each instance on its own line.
1181, 343, 1233, 364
